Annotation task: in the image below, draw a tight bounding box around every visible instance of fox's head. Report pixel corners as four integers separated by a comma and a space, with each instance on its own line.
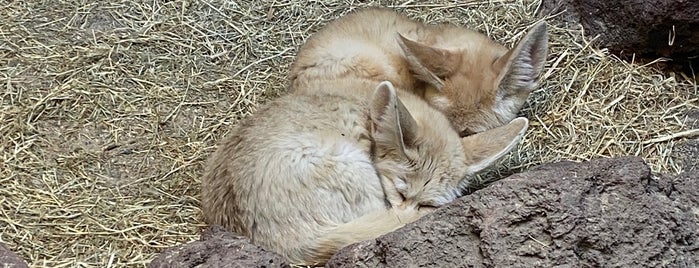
369, 81, 528, 210
396, 21, 547, 136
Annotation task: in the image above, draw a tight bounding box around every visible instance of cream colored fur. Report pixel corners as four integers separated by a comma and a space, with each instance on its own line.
289, 7, 547, 136
201, 79, 528, 265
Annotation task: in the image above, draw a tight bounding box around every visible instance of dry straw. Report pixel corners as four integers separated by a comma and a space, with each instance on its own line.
0, 0, 696, 266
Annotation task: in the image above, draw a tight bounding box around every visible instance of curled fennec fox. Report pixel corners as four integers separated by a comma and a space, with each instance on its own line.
289, 8, 548, 136
201, 79, 529, 265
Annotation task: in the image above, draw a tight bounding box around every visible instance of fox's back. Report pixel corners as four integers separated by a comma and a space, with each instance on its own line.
288, 8, 506, 95
201, 91, 386, 256
289, 8, 424, 91
317, 8, 422, 45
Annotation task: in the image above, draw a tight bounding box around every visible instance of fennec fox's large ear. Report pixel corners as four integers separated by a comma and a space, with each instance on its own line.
396, 33, 460, 90
370, 81, 418, 157
493, 21, 548, 98
461, 117, 529, 174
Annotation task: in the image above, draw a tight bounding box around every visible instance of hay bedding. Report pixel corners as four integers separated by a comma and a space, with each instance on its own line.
0, 0, 695, 266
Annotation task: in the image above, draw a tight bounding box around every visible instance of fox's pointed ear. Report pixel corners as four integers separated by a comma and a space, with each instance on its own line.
493, 21, 548, 97
370, 81, 418, 156
396, 33, 460, 90
461, 117, 528, 174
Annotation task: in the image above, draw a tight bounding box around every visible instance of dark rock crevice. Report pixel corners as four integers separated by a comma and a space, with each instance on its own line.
540, 0, 699, 77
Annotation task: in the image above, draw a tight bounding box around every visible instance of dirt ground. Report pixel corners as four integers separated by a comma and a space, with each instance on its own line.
1, 0, 697, 267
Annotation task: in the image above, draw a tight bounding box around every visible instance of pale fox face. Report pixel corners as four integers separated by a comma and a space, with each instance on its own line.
393, 116, 529, 209
397, 21, 548, 136
369, 81, 529, 210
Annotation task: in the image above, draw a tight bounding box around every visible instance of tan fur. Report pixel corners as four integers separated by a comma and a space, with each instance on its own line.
288, 7, 548, 136
201, 79, 528, 265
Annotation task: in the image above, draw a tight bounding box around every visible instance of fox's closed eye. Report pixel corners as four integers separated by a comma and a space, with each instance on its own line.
418, 202, 438, 210
460, 129, 476, 137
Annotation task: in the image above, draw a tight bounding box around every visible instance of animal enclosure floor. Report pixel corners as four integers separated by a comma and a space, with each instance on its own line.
1, 0, 696, 266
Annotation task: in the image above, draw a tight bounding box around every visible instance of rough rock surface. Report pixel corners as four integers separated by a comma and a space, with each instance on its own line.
540, 0, 699, 72
0, 242, 29, 268
148, 225, 289, 268
327, 156, 699, 267
673, 109, 699, 173
684, 109, 699, 129
150, 157, 698, 267
675, 139, 699, 173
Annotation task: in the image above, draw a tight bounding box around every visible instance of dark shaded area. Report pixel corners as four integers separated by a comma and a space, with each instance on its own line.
540, 0, 699, 77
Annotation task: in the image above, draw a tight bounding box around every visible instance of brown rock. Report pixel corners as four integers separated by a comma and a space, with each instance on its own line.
148, 225, 290, 268
0, 242, 29, 268
683, 109, 699, 129
327, 156, 699, 267
151, 157, 698, 267
672, 109, 699, 173
540, 0, 699, 72
674, 138, 699, 173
